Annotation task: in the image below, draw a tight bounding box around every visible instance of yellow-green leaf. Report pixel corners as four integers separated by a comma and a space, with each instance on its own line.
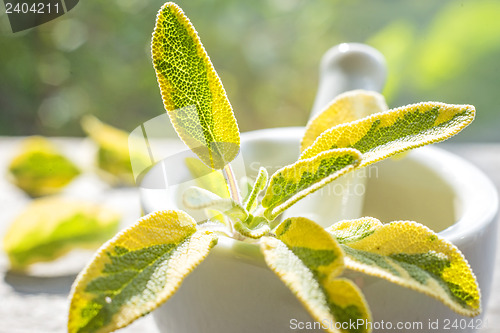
8, 136, 80, 197
261, 217, 371, 333
184, 157, 229, 198
327, 217, 481, 317
152, 2, 240, 169
184, 157, 231, 225
2, 197, 120, 271
68, 210, 217, 333
262, 148, 362, 220
300, 102, 475, 169
234, 216, 270, 239
301, 90, 388, 152
244, 167, 268, 212
81, 115, 149, 186
240, 176, 254, 203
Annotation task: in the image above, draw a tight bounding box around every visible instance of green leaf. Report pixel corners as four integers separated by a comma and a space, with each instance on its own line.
327, 217, 481, 317
184, 157, 232, 226
261, 217, 371, 333
81, 115, 147, 186
185, 157, 230, 198
244, 167, 268, 212
261, 148, 361, 220
301, 90, 388, 152
182, 186, 248, 222
240, 176, 254, 203
152, 2, 240, 169
300, 102, 475, 169
2, 197, 120, 271
8, 136, 80, 197
234, 216, 270, 239
68, 210, 218, 333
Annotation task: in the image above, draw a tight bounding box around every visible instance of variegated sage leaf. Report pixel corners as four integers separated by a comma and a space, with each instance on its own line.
152, 3, 240, 169
327, 217, 481, 317
261, 217, 371, 333
8, 136, 80, 197
234, 216, 270, 239
81, 115, 148, 186
240, 176, 254, 204
244, 167, 268, 212
301, 90, 388, 152
3, 197, 120, 271
301, 102, 475, 169
68, 210, 217, 333
261, 148, 361, 220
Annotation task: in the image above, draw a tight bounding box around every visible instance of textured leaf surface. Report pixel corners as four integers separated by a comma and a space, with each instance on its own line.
301, 90, 388, 152
3, 197, 120, 270
234, 216, 270, 239
261, 217, 371, 333
8, 136, 80, 197
68, 210, 217, 333
152, 2, 240, 169
244, 167, 268, 212
262, 148, 361, 220
301, 102, 475, 168
327, 217, 480, 316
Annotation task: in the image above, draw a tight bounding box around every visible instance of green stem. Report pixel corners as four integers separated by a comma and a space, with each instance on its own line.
222, 164, 247, 241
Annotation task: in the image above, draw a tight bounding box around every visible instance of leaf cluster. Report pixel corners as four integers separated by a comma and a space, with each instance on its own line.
68, 3, 480, 333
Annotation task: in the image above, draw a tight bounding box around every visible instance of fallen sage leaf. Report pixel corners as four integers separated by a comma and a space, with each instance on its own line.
3, 197, 120, 270
82, 115, 148, 186
8, 136, 80, 197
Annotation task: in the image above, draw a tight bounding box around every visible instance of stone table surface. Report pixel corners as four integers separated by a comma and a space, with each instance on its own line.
0, 137, 499, 332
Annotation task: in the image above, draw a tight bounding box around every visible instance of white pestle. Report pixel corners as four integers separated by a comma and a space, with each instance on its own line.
310, 42, 387, 118
282, 43, 387, 227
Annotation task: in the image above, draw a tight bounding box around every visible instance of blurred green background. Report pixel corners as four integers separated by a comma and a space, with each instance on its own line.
1, 0, 499, 141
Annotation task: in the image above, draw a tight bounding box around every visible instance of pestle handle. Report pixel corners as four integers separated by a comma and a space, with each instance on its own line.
310, 43, 387, 118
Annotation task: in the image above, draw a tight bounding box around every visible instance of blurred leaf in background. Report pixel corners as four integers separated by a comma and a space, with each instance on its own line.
2, 196, 120, 271
0, 0, 499, 141
81, 115, 149, 186
7, 136, 80, 196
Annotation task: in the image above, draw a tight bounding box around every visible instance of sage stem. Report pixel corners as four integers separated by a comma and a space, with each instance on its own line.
222, 163, 242, 205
